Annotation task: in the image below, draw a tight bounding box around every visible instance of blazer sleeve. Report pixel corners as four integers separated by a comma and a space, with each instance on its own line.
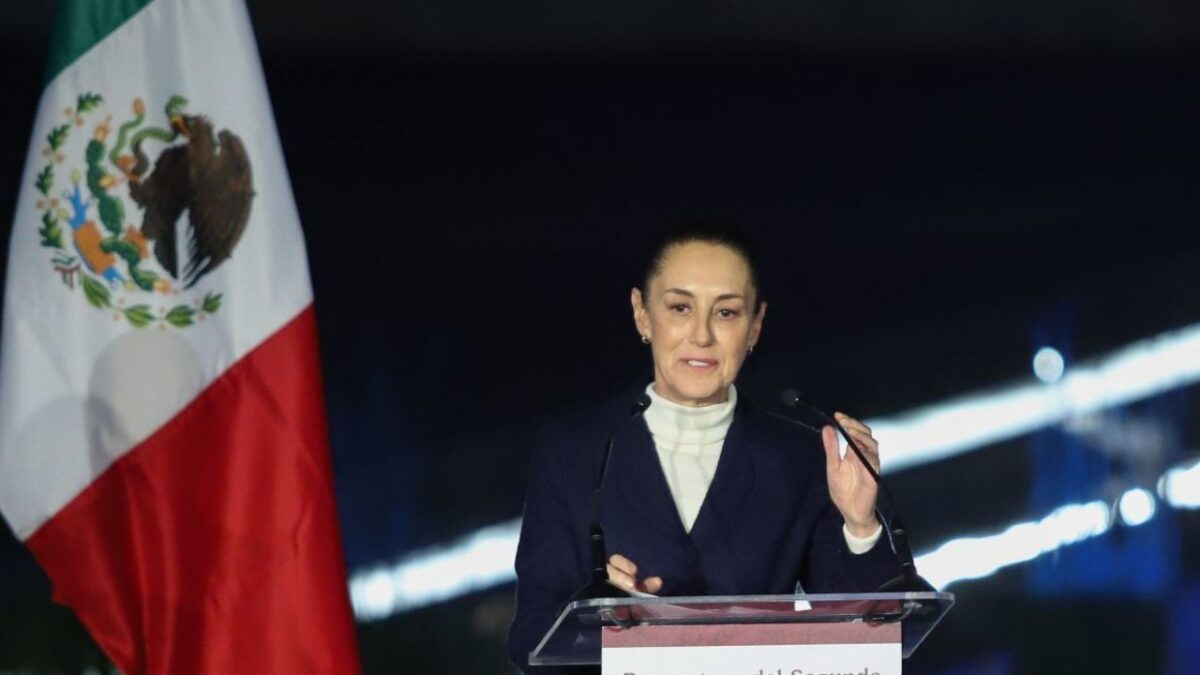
799, 461, 901, 592
506, 430, 591, 674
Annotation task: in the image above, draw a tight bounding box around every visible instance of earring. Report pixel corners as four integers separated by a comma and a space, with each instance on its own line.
747, 345, 755, 354
641, 335, 651, 344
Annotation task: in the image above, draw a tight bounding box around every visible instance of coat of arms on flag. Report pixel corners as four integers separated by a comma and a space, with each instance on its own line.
32, 92, 253, 329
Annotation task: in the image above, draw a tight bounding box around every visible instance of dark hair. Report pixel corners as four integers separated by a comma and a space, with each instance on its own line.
639, 220, 765, 310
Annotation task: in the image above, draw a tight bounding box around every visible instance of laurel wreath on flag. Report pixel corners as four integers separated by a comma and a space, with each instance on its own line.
34, 92, 223, 329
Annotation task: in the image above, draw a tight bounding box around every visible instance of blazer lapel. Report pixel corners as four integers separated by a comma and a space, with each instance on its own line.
604, 416, 718, 594
602, 399, 761, 594
607, 418, 687, 543
688, 399, 758, 583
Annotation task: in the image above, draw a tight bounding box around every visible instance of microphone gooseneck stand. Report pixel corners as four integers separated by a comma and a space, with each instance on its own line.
564, 394, 652, 605
781, 389, 935, 593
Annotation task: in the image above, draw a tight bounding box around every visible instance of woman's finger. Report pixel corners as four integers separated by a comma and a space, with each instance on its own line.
822, 425, 841, 470
844, 442, 880, 474
606, 563, 636, 589
608, 554, 638, 577
838, 424, 879, 466
843, 428, 878, 456
834, 412, 872, 436
642, 576, 664, 594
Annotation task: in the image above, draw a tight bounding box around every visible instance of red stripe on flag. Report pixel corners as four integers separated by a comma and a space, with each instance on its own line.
25, 307, 361, 674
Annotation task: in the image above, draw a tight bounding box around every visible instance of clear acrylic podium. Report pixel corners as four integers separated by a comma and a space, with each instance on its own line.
529, 592, 955, 667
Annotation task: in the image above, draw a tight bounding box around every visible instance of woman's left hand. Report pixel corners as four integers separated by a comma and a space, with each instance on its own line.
822, 412, 881, 537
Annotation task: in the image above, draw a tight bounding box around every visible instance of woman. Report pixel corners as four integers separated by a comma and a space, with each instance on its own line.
508, 225, 899, 672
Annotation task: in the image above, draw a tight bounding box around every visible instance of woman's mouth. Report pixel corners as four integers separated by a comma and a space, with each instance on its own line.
681, 358, 717, 370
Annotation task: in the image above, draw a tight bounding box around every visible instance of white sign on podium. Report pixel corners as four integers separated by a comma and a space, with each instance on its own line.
601, 621, 901, 675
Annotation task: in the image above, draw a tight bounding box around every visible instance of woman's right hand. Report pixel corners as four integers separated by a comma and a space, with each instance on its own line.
607, 553, 663, 594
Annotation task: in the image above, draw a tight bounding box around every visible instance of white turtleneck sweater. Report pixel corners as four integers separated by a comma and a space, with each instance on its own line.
643, 384, 881, 553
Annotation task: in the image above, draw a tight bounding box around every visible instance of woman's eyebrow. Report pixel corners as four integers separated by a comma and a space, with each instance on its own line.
662, 288, 744, 301
662, 288, 695, 297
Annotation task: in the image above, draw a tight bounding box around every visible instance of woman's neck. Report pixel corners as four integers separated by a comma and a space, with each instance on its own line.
643, 384, 737, 444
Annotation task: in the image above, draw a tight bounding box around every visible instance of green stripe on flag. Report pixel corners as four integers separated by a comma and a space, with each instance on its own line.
44, 0, 156, 83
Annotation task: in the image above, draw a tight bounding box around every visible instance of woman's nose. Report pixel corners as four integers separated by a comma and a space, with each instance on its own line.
689, 317, 715, 346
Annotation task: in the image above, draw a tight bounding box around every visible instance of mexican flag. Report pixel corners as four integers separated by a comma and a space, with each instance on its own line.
0, 0, 362, 672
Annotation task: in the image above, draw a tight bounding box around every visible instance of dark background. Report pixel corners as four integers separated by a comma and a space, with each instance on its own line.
2, 2, 1200, 673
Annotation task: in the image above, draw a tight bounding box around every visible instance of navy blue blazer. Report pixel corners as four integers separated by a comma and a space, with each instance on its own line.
507, 390, 900, 673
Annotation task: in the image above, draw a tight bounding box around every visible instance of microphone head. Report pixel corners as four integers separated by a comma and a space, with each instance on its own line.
781, 389, 802, 409
781, 389, 832, 424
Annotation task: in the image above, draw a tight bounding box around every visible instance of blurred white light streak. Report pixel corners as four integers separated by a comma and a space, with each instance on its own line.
350, 519, 520, 620
915, 501, 1112, 589
920, 468, 1200, 591
356, 451, 1200, 617
876, 322, 1200, 471
350, 320, 1200, 618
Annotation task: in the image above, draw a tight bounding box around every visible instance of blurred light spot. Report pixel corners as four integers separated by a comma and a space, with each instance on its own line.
1161, 457, 1200, 509
1118, 487, 1157, 526
915, 501, 1111, 589
1033, 347, 1065, 383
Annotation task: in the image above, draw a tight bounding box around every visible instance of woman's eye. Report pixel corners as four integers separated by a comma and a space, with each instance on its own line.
716, 308, 741, 319
668, 304, 691, 314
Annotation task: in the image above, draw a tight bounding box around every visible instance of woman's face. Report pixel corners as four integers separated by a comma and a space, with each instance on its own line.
631, 241, 766, 407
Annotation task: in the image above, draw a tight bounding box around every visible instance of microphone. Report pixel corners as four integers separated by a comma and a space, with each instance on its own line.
565, 393, 652, 604
781, 389, 934, 593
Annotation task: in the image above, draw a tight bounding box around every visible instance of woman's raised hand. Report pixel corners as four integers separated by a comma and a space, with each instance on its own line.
823, 412, 882, 538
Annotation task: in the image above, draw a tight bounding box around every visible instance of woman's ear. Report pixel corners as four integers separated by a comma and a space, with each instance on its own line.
749, 300, 767, 348
631, 287, 651, 340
